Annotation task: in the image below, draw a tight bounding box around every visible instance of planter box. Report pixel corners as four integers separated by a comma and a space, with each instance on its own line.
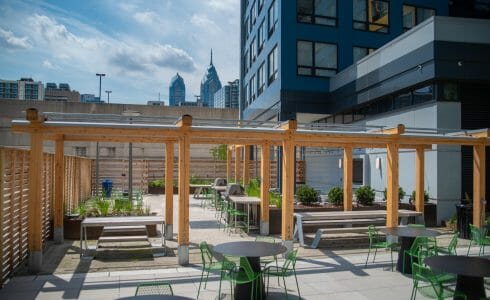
147, 186, 178, 194
399, 202, 437, 227
63, 217, 158, 240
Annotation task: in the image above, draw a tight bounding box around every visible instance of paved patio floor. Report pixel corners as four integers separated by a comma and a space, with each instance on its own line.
0, 194, 487, 299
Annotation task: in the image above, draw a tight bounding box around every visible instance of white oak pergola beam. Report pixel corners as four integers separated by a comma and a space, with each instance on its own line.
26, 108, 43, 273
281, 120, 297, 251
369, 124, 405, 135
165, 142, 174, 240
54, 134, 65, 244
473, 141, 486, 228
294, 141, 430, 149
260, 143, 270, 235
235, 147, 241, 183
177, 115, 191, 265
226, 147, 232, 183
386, 143, 400, 228
415, 147, 425, 213
243, 145, 250, 185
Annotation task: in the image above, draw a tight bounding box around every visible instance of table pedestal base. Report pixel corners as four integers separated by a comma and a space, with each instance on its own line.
396, 237, 415, 274
455, 275, 485, 300
235, 257, 265, 300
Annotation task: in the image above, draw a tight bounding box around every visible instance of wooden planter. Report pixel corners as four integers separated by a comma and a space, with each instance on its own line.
147, 186, 179, 194
63, 217, 158, 240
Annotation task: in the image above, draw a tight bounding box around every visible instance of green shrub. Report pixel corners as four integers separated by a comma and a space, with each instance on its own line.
113, 198, 131, 215
328, 187, 343, 206
190, 175, 213, 185
296, 185, 319, 205
149, 179, 164, 188
77, 201, 88, 218
94, 198, 111, 216
355, 185, 375, 205
270, 191, 282, 208
246, 178, 260, 197
411, 190, 429, 203
383, 187, 406, 202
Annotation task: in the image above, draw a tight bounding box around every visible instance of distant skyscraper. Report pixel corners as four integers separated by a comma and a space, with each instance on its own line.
200, 49, 222, 107
169, 73, 185, 106
214, 79, 239, 109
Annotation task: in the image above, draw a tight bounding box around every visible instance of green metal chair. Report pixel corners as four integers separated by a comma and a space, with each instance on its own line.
467, 224, 490, 256
410, 262, 462, 300
364, 225, 399, 271
264, 249, 301, 299
408, 224, 426, 228
135, 281, 173, 296
255, 235, 280, 284
404, 236, 437, 274
435, 232, 459, 255
219, 256, 262, 300
197, 241, 227, 299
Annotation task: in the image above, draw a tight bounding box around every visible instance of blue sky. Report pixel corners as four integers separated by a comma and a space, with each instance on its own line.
0, 0, 239, 104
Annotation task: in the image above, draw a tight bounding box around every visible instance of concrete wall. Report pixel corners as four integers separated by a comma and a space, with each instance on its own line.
0, 100, 239, 158
305, 101, 462, 224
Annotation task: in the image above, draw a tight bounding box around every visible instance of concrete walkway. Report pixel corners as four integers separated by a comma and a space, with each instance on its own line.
0, 194, 487, 299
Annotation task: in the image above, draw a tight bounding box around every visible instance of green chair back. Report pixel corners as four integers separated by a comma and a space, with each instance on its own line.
281, 249, 298, 274
367, 225, 381, 244
199, 241, 214, 268
239, 257, 257, 281
447, 232, 459, 254
469, 224, 482, 242
407, 224, 425, 228
135, 281, 173, 296
255, 236, 275, 243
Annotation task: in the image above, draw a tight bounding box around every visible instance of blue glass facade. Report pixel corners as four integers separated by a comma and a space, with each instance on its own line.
169, 73, 186, 106
240, 0, 449, 121
200, 50, 222, 107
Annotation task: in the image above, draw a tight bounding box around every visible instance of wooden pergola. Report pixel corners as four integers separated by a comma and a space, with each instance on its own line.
12, 109, 489, 273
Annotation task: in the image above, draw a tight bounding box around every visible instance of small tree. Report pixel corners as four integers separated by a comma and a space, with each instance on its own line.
328, 187, 343, 206
296, 185, 319, 205
210, 144, 227, 178
355, 185, 375, 205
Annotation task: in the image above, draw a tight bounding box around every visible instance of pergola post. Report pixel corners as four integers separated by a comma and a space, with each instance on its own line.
260, 143, 270, 235
27, 108, 43, 273
343, 147, 353, 211
54, 135, 64, 244
165, 142, 174, 240
281, 120, 297, 251
235, 146, 241, 183
177, 115, 191, 265
415, 147, 425, 213
386, 143, 400, 227
473, 142, 486, 228
226, 147, 232, 183
243, 145, 250, 185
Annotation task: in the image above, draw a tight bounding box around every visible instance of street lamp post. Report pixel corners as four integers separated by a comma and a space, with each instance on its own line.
95, 73, 105, 195
105, 90, 112, 104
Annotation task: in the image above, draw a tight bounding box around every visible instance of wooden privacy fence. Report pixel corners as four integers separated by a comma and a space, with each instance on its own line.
92, 158, 305, 193
0, 147, 91, 284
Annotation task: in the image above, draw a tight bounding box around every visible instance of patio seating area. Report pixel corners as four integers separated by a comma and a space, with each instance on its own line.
0, 194, 487, 300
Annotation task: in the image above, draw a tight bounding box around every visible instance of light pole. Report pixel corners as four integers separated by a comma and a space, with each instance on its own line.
95, 73, 105, 195
105, 90, 112, 104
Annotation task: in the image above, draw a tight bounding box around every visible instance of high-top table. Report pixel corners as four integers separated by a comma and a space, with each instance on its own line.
80, 216, 165, 257
379, 226, 439, 274
213, 241, 287, 300
425, 256, 490, 300
227, 195, 261, 231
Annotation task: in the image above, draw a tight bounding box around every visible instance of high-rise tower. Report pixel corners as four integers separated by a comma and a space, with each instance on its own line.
169, 73, 185, 106
200, 49, 222, 107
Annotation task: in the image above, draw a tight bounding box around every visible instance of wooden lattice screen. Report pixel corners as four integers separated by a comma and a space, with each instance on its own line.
0, 147, 92, 284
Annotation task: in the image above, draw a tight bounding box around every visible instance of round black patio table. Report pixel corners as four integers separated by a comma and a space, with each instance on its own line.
118, 295, 194, 299
424, 256, 490, 300
213, 241, 288, 300
379, 227, 440, 274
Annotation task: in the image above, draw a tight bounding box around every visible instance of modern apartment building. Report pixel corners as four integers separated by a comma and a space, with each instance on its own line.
45, 82, 80, 102
0, 78, 44, 100
213, 79, 240, 109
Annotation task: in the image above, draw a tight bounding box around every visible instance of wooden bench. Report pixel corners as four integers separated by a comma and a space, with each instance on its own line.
293, 210, 423, 248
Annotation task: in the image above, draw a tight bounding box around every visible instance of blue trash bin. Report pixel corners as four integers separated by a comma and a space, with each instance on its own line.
102, 179, 113, 197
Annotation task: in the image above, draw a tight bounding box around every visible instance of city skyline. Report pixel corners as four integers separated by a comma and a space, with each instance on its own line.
0, 0, 239, 104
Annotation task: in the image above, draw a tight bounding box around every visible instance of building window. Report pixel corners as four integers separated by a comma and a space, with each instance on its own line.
403, 5, 435, 31
268, 46, 278, 84
353, 0, 389, 33
244, 50, 249, 74
268, 0, 278, 37
258, 20, 266, 54
353, 46, 376, 63
297, 0, 337, 26
441, 83, 458, 102
297, 40, 337, 77
258, 0, 264, 12
251, 1, 257, 25
258, 62, 266, 96
250, 37, 257, 63
74, 146, 87, 157
353, 158, 363, 185
244, 17, 250, 41
413, 85, 434, 103
249, 75, 256, 102
244, 83, 249, 107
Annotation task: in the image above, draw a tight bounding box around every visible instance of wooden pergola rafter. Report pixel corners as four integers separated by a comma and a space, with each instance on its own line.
11, 109, 489, 273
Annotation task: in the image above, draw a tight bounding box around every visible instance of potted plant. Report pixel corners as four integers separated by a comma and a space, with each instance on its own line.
148, 179, 165, 194
355, 185, 375, 206
328, 187, 343, 206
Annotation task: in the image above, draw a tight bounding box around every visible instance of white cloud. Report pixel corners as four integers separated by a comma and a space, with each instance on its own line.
133, 11, 159, 25
205, 0, 237, 12
0, 27, 32, 49
190, 14, 218, 29
42, 59, 59, 69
